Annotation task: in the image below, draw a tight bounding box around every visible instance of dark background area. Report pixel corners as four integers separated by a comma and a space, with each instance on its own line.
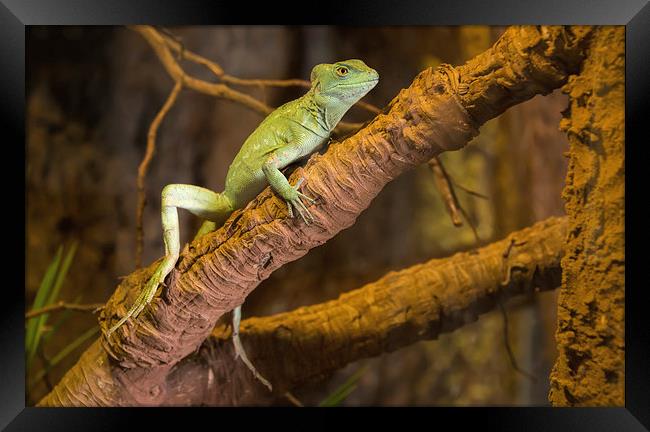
26, 25, 570, 406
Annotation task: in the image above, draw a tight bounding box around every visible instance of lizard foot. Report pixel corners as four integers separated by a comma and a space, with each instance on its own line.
105, 258, 174, 338
285, 177, 316, 225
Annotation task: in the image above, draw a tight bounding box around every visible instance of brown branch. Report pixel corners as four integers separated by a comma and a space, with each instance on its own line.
161, 31, 307, 88
40, 217, 565, 406
459, 204, 481, 244
157, 29, 382, 116
161, 216, 567, 405
26, 302, 105, 319
131, 26, 371, 132
39, 26, 594, 407
135, 80, 183, 269
354, 100, 382, 115
451, 180, 489, 200
132, 25, 270, 114
497, 297, 538, 382
428, 156, 464, 226
428, 156, 482, 242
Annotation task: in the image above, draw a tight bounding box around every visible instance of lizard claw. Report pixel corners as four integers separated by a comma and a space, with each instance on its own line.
285, 177, 316, 225
105, 257, 174, 338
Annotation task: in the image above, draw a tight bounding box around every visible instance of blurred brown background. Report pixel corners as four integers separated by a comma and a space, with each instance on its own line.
26, 26, 569, 405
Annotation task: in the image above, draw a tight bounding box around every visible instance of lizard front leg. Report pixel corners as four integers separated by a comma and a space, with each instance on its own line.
262, 146, 316, 224
106, 184, 233, 337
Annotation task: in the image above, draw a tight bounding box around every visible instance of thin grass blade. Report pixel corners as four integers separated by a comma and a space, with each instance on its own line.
318, 366, 367, 407
26, 246, 63, 367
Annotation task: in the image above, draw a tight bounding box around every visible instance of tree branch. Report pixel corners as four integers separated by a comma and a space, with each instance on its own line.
26, 302, 105, 319
135, 80, 183, 269
159, 216, 566, 406
158, 30, 382, 116
428, 156, 464, 227
130, 25, 368, 133
39, 26, 593, 406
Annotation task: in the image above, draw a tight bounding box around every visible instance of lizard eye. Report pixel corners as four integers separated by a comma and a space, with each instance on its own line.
335, 66, 349, 77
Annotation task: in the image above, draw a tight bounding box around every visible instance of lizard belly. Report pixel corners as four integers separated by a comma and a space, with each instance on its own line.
223, 113, 327, 210
224, 161, 267, 209
223, 127, 289, 208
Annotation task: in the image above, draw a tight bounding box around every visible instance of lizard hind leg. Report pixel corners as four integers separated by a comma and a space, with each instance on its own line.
232, 305, 273, 391
106, 184, 233, 338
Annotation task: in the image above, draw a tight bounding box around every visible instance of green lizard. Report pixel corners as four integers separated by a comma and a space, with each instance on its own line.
106, 59, 379, 390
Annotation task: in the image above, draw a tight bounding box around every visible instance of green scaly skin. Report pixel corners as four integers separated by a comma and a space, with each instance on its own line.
106, 59, 379, 390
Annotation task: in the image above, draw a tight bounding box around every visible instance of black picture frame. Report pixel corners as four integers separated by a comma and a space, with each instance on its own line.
4, 0, 647, 430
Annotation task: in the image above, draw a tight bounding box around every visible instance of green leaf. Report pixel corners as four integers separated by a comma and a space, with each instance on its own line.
25, 242, 77, 369
26, 246, 63, 367
318, 366, 367, 407
47, 241, 77, 307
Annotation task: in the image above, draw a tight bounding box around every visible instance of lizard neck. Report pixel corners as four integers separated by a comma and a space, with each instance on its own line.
303, 89, 354, 133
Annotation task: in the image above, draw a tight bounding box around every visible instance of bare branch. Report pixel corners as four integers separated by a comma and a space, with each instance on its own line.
428, 156, 463, 226
26, 302, 105, 319
163, 216, 567, 405
132, 25, 271, 115
130, 25, 373, 132
157, 29, 382, 116
451, 180, 489, 200
135, 80, 183, 269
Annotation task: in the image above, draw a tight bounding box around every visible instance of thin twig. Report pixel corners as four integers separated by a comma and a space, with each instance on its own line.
135, 80, 183, 269
451, 180, 489, 200
157, 26, 185, 61
497, 298, 538, 382
26, 301, 106, 319
459, 205, 481, 244
497, 237, 536, 381
157, 29, 382, 116
428, 156, 463, 227
130, 25, 377, 130
284, 391, 304, 407
132, 25, 271, 114
428, 155, 483, 243
354, 100, 382, 114
500, 237, 529, 285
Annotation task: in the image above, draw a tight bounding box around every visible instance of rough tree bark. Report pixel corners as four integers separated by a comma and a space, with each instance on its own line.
39, 26, 594, 406
42, 217, 566, 406
167, 216, 566, 405
548, 26, 625, 406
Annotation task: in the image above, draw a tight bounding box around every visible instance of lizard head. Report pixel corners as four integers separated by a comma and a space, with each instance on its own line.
310, 59, 379, 105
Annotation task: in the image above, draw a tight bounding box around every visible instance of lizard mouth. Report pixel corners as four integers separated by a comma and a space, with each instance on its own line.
338, 78, 379, 88
336, 79, 379, 95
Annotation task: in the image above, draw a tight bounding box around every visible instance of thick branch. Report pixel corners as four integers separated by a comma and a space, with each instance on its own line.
161, 216, 566, 405
549, 27, 625, 407
39, 26, 593, 407
40, 217, 566, 406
